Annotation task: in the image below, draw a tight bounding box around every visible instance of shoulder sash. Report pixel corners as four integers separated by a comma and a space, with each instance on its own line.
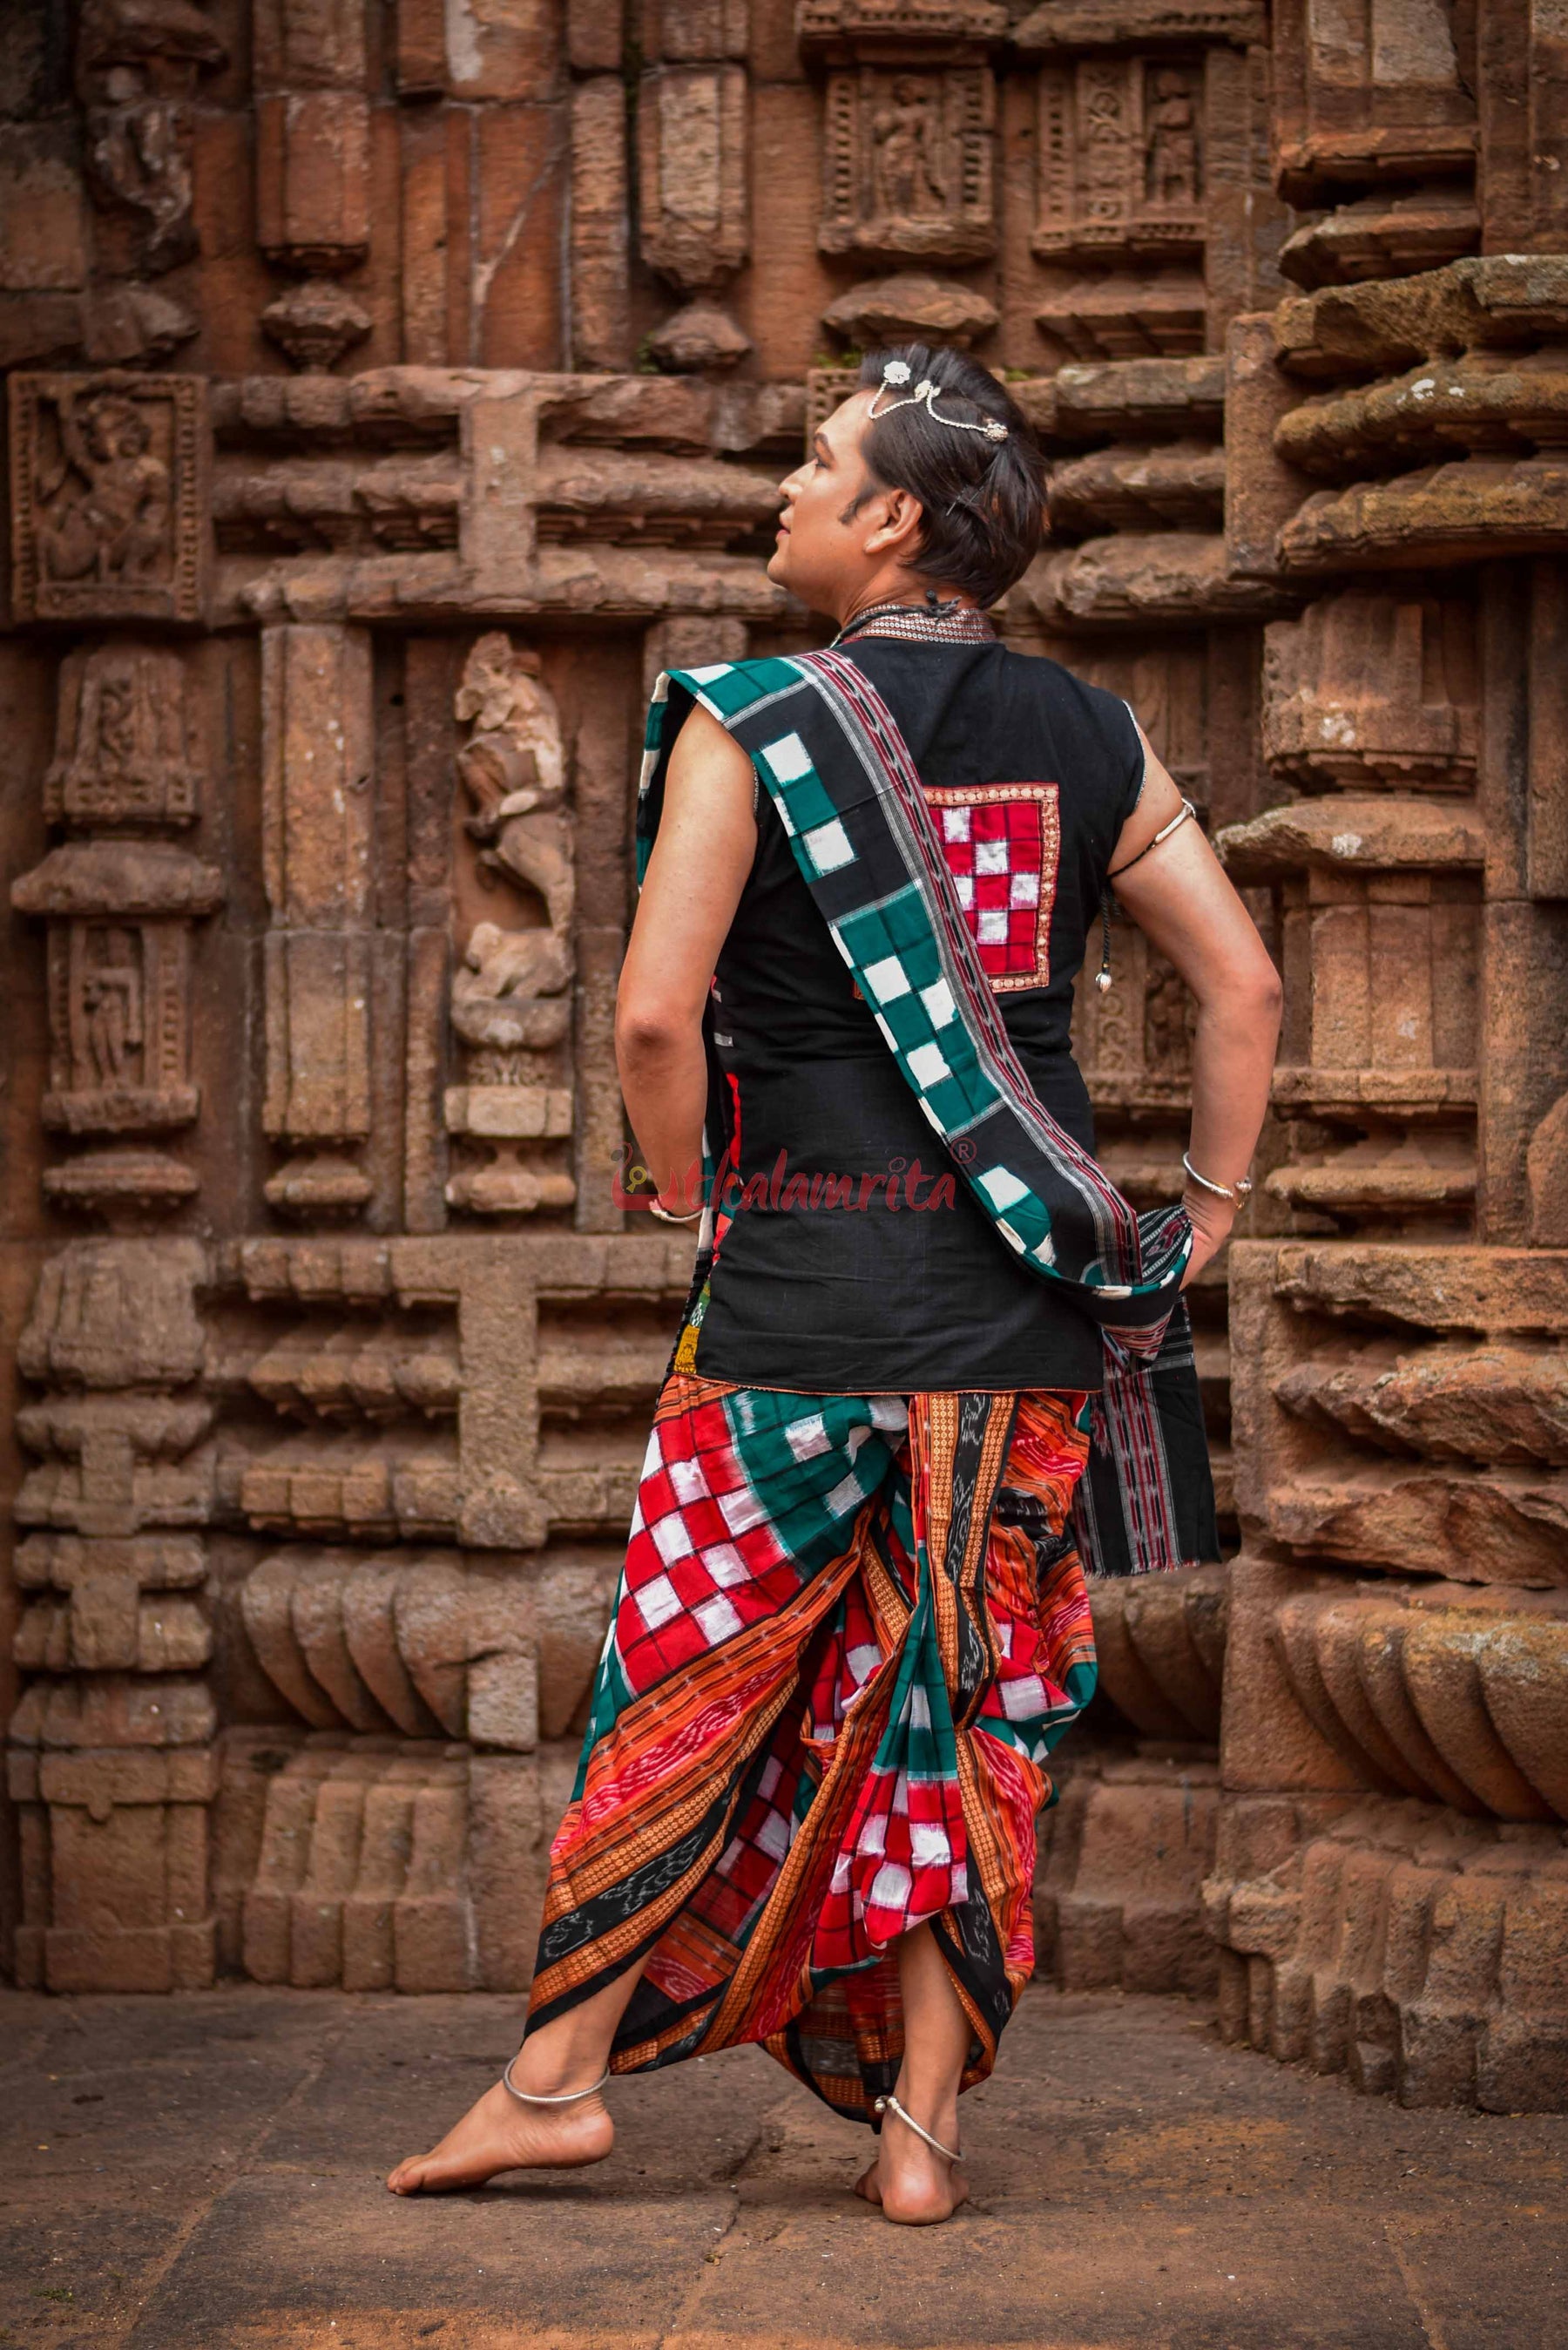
639, 650, 1219, 1575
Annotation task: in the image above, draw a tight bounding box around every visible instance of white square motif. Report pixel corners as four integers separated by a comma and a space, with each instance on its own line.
761, 731, 811, 781
862, 955, 911, 1003
651, 1509, 695, 1564
636, 1573, 683, 1632
803, 818, 855, 874
700, 1541, 749, 1588
906, 1040, 950, 1088
694, 1592, 744, 1646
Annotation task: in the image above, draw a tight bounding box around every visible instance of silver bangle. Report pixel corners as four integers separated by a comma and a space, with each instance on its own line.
1182, 1152, 1253, 1204
648, 1198, 703, 1225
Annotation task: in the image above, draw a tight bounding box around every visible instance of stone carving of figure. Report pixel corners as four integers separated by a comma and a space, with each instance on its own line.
86, 83, 195, 268
450, 634, 575, 1053
1146, 71, 1200, 208
451, 924, 572, 1052
46, 644, 200, 826
1082, 77, 1127, 219
454, 634, 573, 936
36, 390, 171, 586
76, 0, 225, 273
81, 938, 144, 1087
871, 77, 946, 221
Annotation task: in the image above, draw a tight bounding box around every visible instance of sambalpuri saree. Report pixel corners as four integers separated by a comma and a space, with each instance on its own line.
523, 648, 1218, 2121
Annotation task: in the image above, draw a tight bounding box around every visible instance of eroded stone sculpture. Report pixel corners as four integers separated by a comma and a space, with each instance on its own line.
445, 633, 577, 1218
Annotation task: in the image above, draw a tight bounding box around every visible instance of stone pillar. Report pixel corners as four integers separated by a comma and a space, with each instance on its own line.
9, 1240, 217, 1991
567, 1, 631, 369
260, 623, 375, 1218
639, 0, 753, 369
253, 0, 373, 369
1206, 132, 1568, 2106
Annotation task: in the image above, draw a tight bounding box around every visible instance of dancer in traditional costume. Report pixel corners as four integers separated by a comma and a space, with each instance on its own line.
389, 347, 1281, 2223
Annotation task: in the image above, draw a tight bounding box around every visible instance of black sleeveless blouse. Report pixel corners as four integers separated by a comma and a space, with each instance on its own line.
688, 635, 1146, 1394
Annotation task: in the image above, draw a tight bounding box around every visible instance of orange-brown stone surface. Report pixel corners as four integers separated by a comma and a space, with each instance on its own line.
1, 1982, 1565, 2347
3, 0, 1566, 2121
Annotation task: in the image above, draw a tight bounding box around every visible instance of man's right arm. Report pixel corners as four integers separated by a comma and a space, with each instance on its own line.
615, 703, 758, 1216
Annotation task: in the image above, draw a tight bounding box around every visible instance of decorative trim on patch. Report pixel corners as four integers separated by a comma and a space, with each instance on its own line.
923, 782, 1060, 992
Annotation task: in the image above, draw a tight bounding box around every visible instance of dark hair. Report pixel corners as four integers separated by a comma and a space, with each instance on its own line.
854, 345, 1046, 607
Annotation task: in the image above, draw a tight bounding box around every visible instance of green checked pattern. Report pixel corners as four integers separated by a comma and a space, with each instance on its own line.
645, 661, 1065, 1275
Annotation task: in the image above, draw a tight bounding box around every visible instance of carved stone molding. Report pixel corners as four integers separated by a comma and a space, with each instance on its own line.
1228, 1247, 1568, 1582
1274, 256, 1568, 382
238, 1543, 619, 1747
1260, 594, 1479, 790
9, 1239, 216, 1991
1267, 1581, 1568, 1821
798, 0, 1007, 58
1091, 1561, 1228, 1744
1205, 1793, 1568, 2110
821, 269, 997, 349
216, 1730, 579, 1992
1268, 0, 1477, 208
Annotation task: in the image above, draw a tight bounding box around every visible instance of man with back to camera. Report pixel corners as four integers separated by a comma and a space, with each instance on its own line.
389, 346, 1281, 2225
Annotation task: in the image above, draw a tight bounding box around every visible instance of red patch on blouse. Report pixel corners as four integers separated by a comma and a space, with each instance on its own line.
923, 782, 1061, 992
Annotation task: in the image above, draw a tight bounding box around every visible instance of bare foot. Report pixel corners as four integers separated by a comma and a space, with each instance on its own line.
852, 2108, 969, 2225
387, 2078, 613, 2195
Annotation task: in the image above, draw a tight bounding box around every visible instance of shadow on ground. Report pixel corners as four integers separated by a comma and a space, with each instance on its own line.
1, 1983, 1563, 2349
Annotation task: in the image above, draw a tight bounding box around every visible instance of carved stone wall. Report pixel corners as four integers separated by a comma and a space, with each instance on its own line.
1, 0, 1563, 2106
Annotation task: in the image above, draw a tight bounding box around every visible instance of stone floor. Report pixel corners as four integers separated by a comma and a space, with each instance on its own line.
0, 1984, 1564, 2350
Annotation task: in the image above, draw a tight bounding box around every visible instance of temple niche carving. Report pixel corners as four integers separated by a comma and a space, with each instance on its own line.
821, 66, 996, 264
10, 374, 208, 622
0, 0, 1565, 2112
11, 642, 222, 1212
1036, 61, 1206, 261
446, 635, 578, 1218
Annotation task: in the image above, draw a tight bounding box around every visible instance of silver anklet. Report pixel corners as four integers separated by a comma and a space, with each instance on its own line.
500, 2054, 611, 2106
873, 2090, 961, 2164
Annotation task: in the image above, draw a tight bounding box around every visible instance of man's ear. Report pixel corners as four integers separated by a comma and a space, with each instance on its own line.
862, 484, 924, 559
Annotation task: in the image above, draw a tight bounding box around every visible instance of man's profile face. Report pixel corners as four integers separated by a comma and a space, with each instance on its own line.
768, 390, 896, 616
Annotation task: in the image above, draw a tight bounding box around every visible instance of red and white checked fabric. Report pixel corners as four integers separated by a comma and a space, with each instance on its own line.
924, 781, 1061, 992
612, 1381, 901, 1695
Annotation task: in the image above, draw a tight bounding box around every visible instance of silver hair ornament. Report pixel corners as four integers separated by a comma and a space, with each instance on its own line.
868, 361, 1009, 442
